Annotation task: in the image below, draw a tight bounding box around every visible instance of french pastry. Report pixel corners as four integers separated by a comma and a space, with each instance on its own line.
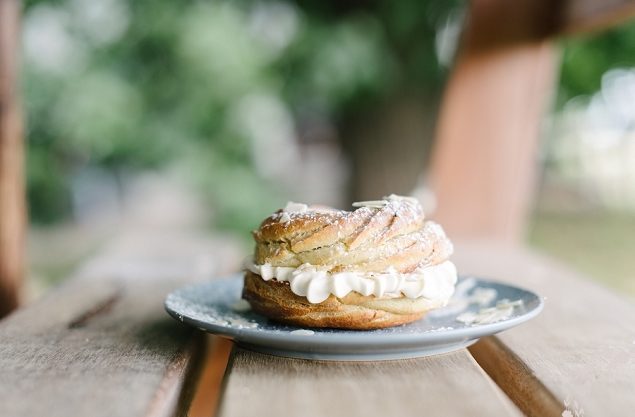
242, 195, 457, 329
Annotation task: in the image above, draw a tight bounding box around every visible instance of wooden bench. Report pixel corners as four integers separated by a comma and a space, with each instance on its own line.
1, 236, 634, 417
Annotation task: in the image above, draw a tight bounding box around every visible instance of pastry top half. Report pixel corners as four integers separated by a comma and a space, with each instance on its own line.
252, 195, 453, 274
246, 195, 457, 305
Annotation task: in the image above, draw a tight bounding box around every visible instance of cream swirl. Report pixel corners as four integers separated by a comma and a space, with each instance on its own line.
246, 260, 457, 304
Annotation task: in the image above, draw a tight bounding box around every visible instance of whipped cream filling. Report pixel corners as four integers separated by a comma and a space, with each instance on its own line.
246, 260, 458, 304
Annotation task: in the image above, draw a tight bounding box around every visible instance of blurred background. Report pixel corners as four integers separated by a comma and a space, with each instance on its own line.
22, 0, 635, 297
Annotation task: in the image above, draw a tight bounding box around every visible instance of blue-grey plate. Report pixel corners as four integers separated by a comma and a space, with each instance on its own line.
165, 275, 543, 361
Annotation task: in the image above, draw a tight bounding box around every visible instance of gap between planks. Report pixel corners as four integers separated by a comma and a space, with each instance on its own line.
146, 334, 206, 417
188, 337, 234, 417
470, 336, 564, 417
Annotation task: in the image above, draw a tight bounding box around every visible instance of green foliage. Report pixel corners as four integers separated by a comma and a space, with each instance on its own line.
23, 0, 460, 233
558, 21, 635, 107
32, 2, 635, 232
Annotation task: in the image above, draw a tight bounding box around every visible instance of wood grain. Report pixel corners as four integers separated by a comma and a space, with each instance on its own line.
0, 266, 203, 417
0, 231, 239, 417
455, 241, 635, 417
218, 347, 522, 417
0, 0, 25, 318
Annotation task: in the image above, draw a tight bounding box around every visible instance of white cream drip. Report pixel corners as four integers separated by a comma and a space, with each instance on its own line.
246, 260, 458, 304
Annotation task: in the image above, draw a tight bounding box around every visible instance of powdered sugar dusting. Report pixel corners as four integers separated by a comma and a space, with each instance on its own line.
283, 201, 309, 213
227, 316, 258, 329
232, 299, 251, 312
290, 329, 315, 336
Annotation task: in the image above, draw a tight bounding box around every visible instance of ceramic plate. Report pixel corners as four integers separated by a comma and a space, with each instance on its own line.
165, 275, 543, 361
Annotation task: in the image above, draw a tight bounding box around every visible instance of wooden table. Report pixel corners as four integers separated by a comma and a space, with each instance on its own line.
1, 235, 633, 417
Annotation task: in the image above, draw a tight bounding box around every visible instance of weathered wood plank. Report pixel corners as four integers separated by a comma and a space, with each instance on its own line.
218, 347, 522, 417
0, 0, 25, 318
0, 265, 203, 417
455, 241, 635, 417
0, 232, 240, 417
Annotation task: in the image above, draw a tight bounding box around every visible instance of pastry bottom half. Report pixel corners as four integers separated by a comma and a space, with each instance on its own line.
242, 271, 445, 330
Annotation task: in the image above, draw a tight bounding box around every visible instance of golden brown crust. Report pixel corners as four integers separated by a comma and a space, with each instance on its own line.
242, 271, 442, 329
253, 198, 452, 273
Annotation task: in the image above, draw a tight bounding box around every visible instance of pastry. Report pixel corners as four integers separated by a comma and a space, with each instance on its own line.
242, 195, 457, 329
